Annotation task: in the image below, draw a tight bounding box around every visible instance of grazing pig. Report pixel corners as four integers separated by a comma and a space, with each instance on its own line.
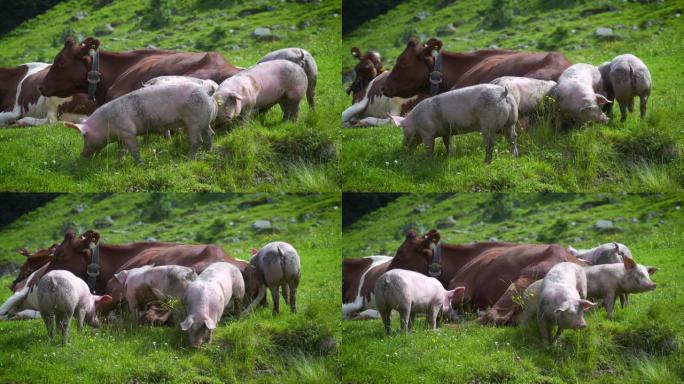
142, 76, 219, 95
113, 265, 197, 321
37, 270, 111, 342
257, 48, 318, 110
246, 241, 301, 316
374, 269, 465, 335
521, 279, 543, 323
388, 84, 518, 162
584, 256, 657, 319
551, 63, 611, 128
598, 54, 652, 121
568, 242, 632, 307
213, 60, 308, 124
490, 77, 556, 127
64, 82, 217, 163
181, 262, 245, 348
537, 262, 596, 344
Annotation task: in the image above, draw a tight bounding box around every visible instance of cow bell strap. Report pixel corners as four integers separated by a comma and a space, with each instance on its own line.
429, 51, 443, 96
86, 242, 101, 293
87, 48, 101, 101
428, 242, 442, 278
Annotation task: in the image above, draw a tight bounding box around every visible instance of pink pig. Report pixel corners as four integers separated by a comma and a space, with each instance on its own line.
180, 262, 245, 348
551, 63, 611, 128
213, 60, 308, 124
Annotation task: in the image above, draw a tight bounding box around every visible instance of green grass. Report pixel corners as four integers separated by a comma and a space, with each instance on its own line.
342, 193, 684, 383
0, 0, 343, 192
0, 193, 342, 383
341, 0, 684, 192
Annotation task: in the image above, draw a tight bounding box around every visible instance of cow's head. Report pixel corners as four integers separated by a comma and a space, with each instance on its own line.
347, 47, 384, 97
382, 38, 442, 98
389, 229, 441, 274
49, 229, 101, 279
10, 244, 57, 291
40, 37, 101, 97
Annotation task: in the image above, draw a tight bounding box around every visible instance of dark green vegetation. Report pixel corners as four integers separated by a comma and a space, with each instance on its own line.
0, 0, 342, 192
342, 193, 684, 383
342, 0, 684, 192
0, 193, 341, 383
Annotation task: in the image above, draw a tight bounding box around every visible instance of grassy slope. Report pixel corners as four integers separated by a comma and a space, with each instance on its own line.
0, 0, 343, 192
0, 193, 342, 383
342, 193, 684, 383
341, 0, 684, 192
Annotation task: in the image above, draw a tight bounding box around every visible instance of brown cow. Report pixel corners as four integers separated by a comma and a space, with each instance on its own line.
8, 230, 261, 317
342, 255, 393, 319
347, 47, 386, 103
39, 37, 240, 106
381, 38, 571, 98
0, 63, 95, 126
388, 229, 585, 325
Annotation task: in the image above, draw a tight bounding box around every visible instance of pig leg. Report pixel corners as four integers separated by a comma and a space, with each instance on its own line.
538, 316, 551, 345
270, 285, 280, 316
604, 292, 615, 320
442, 135, 451, 156
422, 136, 435, 158
483, 130, 495, 163
202, 126, 213, 151
57, 312, 70, 344
399, 305, 410, 334
408, 312, 416, 331
551, 326, 563, 343
639, 93, 649, 119
281, 284, 290, 306
187, 130, 201, 158
42, 311, 55, 340
77, 308, 86, 331
427, 306, 439, 330
280, 99, 300, 121
380, 308, 391, 335
288, 282, 298, 314
617, 99, 628, 122
619, 293, 629, 308
506, 123, 518, 158
121, 135, 142, 164
627, 97, 635, 113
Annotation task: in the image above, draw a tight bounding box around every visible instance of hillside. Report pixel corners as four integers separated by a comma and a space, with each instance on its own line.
341, 0, 684, 192
342, 193, 684, 383
0, 0, 343, 192
0, 193, 342, 383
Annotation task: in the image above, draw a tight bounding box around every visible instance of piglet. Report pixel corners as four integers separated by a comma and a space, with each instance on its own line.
584, 255, 657, 319
388, 84, 518, 162
257, 48, 317, 110
37, 270, 111, 343
142, 76, 219, 96
569, 242, 632, 307
180, 262, 245, 348
113, 265, 197, 321
490, 76, 556, 117
598, 54, 652, 121
537, 262, 595, 344
246, 241, 301, 316
551, 63, 611, 128
64, 82, 217, 163
374, 269, 465, 335
213, 60, 308, 124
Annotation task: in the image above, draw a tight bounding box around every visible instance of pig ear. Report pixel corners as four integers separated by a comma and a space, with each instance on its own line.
623, 255, 637, 270
64, 122, 86, 135
180, 315, 194, 331
386, 114, 404, 127
94, 294, 112, 304
596, 94, 611, 105
579, 299, 596, 310
227, 92, 243, 101
450, 286, 466, 303
204, 318, 216, 330
647, 267, 659, 275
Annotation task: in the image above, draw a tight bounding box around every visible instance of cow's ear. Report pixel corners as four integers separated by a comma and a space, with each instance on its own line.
405, 229, 417, 240
406, 38, 419, 48
82, 229, 101, 245
64, 37, 76, 48
424, 229, 441, 245
351, 47, 362, 60
424, 38, 443, 53
180, 315, 194, 331
81, 37, 101, 51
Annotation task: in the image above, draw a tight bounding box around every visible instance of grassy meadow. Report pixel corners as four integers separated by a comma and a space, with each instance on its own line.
341, 0, 684, 192
0, 193, 342, 383
0, 0, 342, 192
342, 193, 684, 383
